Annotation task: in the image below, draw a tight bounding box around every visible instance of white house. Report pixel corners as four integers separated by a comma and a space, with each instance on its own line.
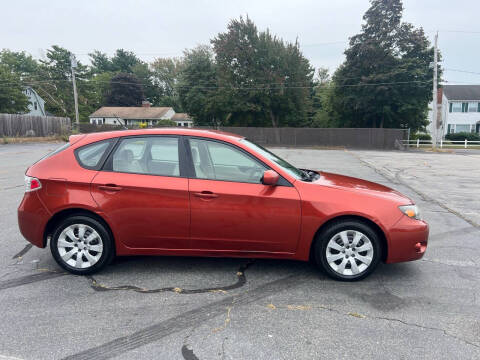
23, 87, 46, 116
171, 113, 193, 128
89, 102, 193, 127
428, 85, 480, 137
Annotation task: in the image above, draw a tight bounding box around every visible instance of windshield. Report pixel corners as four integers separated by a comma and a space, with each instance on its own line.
240, 139, 304, 180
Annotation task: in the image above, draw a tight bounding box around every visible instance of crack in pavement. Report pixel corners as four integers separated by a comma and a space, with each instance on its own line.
86, 260, 255, 294
267, 302, 480, 350
61, 272, 305, 360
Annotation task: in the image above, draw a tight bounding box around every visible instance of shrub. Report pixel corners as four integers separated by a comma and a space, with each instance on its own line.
410, 133, 431, 141
445, 132, 480, 141
153, 119, 176, 127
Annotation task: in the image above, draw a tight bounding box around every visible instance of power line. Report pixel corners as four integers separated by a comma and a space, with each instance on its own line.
445, 68, 480, 76
0, 78, 433, 90
438, 29, 480, 34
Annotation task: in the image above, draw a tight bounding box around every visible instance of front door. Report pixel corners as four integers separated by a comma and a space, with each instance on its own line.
91, 136, 190, 249
187, 138, 301, 253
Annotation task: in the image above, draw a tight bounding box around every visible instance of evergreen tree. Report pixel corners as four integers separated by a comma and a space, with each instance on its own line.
106, 72, 144, 106
331, 0, 438, 131
0, 65, 29, 113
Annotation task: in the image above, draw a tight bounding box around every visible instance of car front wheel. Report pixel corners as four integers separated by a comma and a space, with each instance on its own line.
50, 215, 114, 275
314, 220, 381, 281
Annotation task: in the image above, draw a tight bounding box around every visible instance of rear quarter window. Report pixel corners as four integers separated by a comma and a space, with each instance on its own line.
75, 140, 113, 169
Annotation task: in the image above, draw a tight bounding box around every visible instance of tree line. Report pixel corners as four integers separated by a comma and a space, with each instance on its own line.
0, 0, 438, 132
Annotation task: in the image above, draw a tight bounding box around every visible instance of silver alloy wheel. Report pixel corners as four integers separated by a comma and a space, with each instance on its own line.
57, 224, 103, 269
326, 230, 374, 276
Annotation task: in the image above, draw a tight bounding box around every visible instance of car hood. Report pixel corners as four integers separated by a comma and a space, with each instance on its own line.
309, 171, 413, 204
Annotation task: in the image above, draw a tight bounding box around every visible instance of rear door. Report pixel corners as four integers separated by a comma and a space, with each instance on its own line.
187, 137, 301, 253
90, 135, 190, 249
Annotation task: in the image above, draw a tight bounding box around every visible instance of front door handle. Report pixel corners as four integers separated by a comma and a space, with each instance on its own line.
193, 191, 218, 199
99, 184, 123, 192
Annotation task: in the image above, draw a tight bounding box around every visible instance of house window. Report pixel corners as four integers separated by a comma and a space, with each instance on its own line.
177, 123, 182, 127
468, 102, 478, 112
34, 102, 38, 110
103, 118, 105, 124
462, 102, 468, 112
447, 124, 453, 134
455, 124, 470, 133
450, 102, 462, 112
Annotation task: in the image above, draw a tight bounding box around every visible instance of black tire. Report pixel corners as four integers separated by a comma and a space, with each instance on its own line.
314, 219, 381, 281
50, 215, 114, 275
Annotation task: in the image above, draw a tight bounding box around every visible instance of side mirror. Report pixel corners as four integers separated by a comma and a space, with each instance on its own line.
262, 170, 279, 186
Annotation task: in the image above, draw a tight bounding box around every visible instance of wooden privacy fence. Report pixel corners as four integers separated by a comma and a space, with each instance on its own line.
75, 123, 408, 149
214, 127, 408, 149
0, 114, 71, 137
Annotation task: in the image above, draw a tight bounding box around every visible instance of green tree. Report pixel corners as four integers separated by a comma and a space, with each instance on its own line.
38, 45, 94, 119
106, 72, 144, 106
308, 68, 340, 127
131, 62, 162, 105
89, 50, 116, 74
331, 0, 437, 132
111, 49, 142, 73
0, 50, 38, 79
177, 46, 229, 126
212, 16, 314, 133
88, 71, 115, 108
0, 64, 29, 113
151, 57, 184, 110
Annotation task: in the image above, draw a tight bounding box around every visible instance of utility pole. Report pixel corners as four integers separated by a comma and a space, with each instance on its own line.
432, 31, 439, 148
70, 54, 80, 126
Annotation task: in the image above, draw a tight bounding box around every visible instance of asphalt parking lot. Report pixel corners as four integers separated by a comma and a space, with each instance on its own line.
0, 142, 479, 360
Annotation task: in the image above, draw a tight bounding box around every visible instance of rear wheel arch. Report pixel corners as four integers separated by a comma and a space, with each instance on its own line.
309, 215, 388, 262
43, 208, 114, 249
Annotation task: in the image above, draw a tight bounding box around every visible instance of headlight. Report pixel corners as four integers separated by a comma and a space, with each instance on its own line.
399, 205, 422, 220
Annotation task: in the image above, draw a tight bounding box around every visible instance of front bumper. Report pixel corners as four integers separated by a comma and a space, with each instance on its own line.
18, 192, 50, 248
385, 215, 429, 263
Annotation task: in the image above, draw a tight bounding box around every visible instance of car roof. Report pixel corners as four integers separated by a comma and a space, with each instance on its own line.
71, 128, 245, 145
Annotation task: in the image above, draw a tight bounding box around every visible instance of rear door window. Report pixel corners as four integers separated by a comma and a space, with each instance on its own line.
110, 136, 180, 177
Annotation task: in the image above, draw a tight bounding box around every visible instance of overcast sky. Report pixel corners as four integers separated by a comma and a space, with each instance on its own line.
2, 0, 479, 83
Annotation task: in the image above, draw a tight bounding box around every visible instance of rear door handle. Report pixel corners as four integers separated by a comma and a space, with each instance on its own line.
99, 184, 123, 192
193, 191, 218, 199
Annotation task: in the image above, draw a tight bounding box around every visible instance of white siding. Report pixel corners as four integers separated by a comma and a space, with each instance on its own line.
23, 88, 46, 116
444, 101, 480, 135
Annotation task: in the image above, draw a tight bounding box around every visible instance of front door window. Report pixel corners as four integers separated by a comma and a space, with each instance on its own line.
189, 138, 266, 184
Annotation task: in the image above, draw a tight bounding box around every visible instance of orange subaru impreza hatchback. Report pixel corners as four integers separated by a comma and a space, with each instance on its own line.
18, 129, 428, 281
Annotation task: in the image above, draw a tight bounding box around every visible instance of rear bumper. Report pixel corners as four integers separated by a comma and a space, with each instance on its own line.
18, 192, 50, 248
385, 216, 429, 263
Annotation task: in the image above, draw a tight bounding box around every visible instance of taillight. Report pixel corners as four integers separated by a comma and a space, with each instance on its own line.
25, 176, 42, 192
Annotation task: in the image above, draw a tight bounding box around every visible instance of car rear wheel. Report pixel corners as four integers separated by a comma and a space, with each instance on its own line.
50, 215, 114, 275
314, 220, 381, 281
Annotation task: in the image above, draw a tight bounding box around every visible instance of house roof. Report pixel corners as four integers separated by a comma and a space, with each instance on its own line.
171, 113, 192, 121
89, 106, 173, 119
443, 85, 480, 101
